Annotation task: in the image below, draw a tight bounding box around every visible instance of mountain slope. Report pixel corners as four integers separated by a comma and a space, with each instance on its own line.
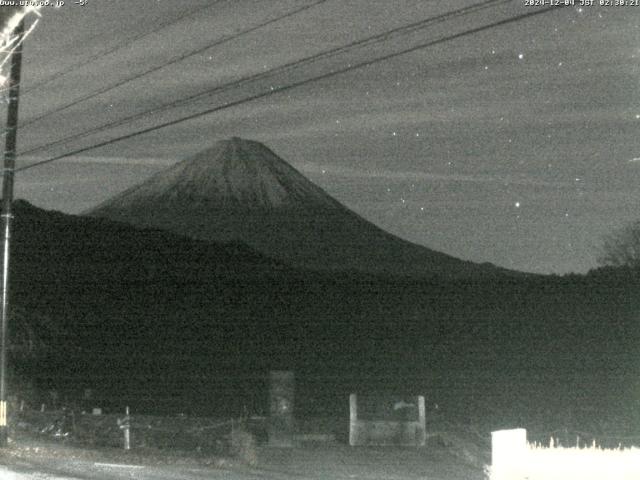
88, 137, 509, 279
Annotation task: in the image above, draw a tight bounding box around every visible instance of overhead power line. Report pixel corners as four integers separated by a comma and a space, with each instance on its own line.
20, 0, 330, 129
17, 4, 562, 173
21, 0, 227, 95
20, 0, 507, 157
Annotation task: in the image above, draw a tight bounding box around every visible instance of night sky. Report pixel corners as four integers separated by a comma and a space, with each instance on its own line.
6, 0, 640, 274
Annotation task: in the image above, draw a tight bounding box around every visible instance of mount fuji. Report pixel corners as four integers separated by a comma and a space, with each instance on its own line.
87, 137, 509, 279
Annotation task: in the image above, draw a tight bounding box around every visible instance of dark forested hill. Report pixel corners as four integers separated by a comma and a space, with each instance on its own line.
6, 200, 640, 417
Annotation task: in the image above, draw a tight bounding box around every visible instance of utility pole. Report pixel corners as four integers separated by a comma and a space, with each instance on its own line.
0, 19, 24, 448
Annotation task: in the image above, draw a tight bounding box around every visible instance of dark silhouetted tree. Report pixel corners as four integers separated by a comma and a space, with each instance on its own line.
9, 307, 63, 360
598, 220, 640, 268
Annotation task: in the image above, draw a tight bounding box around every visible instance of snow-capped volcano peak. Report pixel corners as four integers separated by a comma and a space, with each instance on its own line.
89, 137, 508, 279
104, 137, 339, 210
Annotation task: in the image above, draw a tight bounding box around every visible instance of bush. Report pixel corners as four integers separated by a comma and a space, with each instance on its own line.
230, 420, 257, 466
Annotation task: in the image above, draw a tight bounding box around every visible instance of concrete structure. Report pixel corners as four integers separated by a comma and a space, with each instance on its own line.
490, 428, 527, 478
349, 393, 426, 446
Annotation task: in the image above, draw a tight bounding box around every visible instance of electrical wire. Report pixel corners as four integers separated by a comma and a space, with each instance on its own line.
19, 0, 508, 157
21, 0, 227, 95
17, 4, 562, 173
20, 0, 330, 129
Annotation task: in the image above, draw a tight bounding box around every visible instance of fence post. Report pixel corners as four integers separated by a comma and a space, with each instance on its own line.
349, 393, 358, 446
417, 395, 426, 446
124, 406, 130, 450
117, 406, 131, 450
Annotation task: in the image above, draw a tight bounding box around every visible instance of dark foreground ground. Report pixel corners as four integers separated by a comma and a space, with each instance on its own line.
0, 433, 485, 480
1, 410, 491, 479
5, 398, 640, 480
